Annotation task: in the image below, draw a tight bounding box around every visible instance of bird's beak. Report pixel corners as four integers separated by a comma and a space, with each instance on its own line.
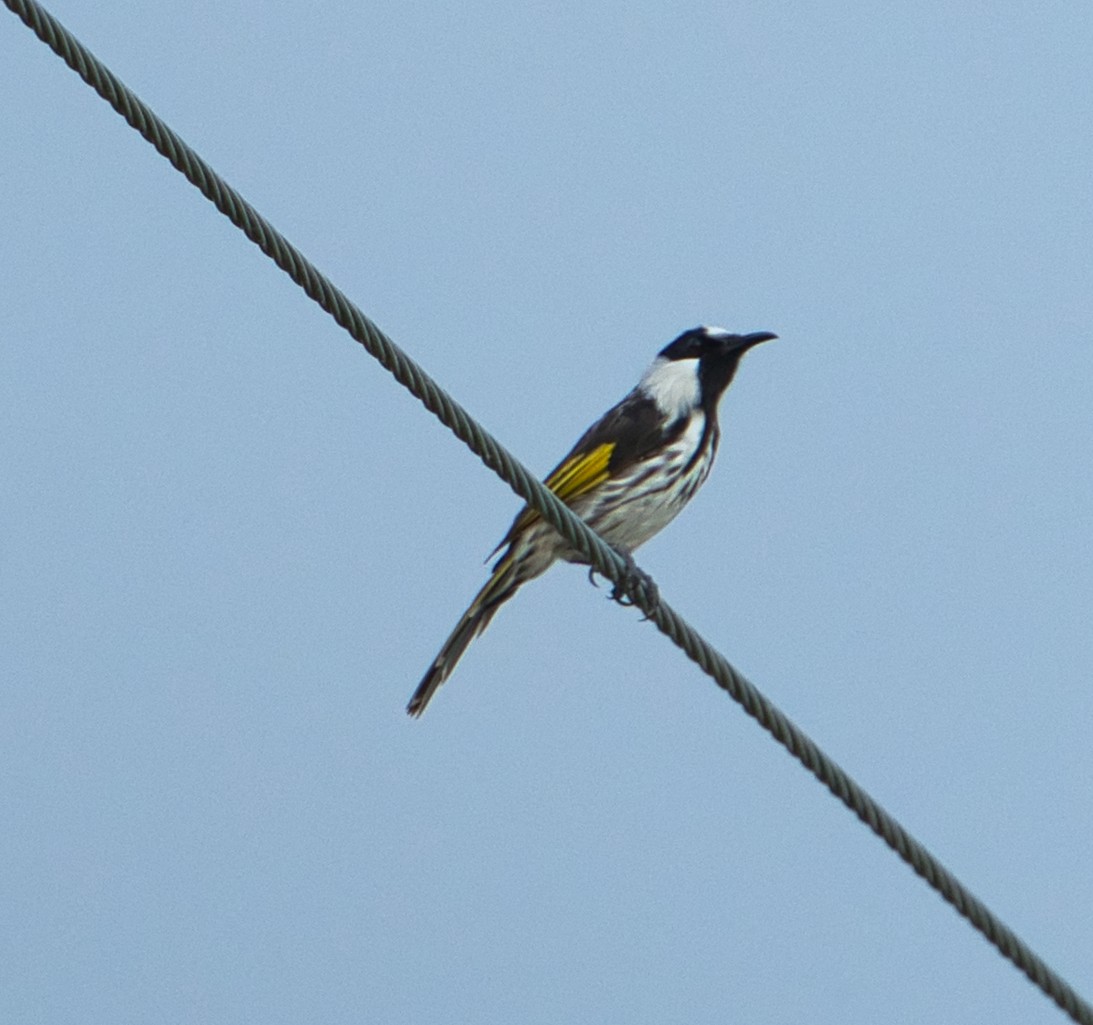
728, 331, 778, 354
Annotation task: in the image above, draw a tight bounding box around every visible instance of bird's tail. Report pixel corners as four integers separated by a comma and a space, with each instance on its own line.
406, 554, 523, 717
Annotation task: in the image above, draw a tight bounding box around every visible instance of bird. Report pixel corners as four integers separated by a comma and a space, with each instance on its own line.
406, 325, 776, 717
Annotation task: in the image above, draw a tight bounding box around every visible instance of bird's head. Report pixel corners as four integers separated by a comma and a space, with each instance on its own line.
640, 326, 776, 418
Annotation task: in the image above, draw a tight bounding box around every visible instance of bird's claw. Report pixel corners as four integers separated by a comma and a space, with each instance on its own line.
603, 549, 659, 619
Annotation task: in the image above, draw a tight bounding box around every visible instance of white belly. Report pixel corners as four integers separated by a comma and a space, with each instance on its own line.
568, 413, 716, 554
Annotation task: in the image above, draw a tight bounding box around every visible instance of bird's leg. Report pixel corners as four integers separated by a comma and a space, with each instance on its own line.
606, 547, 660, 618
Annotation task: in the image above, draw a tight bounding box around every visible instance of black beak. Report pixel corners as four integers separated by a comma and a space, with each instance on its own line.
727, 331, 777, 354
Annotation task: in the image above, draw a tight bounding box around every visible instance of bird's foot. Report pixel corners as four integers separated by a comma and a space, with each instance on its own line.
605, 548, 660, 618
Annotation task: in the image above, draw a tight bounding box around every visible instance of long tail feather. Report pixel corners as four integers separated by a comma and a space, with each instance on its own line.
406, 557, 521, 717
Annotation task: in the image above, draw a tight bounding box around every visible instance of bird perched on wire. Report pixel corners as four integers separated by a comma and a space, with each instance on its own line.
407, 325, 776, 717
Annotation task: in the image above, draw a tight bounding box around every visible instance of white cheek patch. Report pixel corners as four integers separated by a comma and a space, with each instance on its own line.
639, 356, 701, 418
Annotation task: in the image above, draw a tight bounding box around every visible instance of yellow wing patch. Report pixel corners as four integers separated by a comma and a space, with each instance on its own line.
506, 442, 616, 538
545, 442, 616, 503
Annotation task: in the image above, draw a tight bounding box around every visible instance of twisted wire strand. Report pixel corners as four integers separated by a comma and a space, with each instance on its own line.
5, 2, 1090, 1021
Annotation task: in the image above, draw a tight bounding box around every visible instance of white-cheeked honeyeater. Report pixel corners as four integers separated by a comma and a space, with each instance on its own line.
407, 325, 776, 716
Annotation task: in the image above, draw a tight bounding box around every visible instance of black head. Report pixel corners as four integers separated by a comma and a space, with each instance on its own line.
659, 326, 776, 406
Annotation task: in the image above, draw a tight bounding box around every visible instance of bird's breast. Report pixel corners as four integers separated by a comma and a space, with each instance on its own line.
566, 411, 716, 553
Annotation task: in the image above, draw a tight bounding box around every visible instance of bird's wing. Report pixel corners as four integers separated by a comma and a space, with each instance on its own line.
488, 391, 679, 557
494, 441, 615, 548
545, 440, 617, 502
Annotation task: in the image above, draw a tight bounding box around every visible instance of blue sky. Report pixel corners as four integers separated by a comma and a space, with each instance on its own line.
2, 3, 1092, 1023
